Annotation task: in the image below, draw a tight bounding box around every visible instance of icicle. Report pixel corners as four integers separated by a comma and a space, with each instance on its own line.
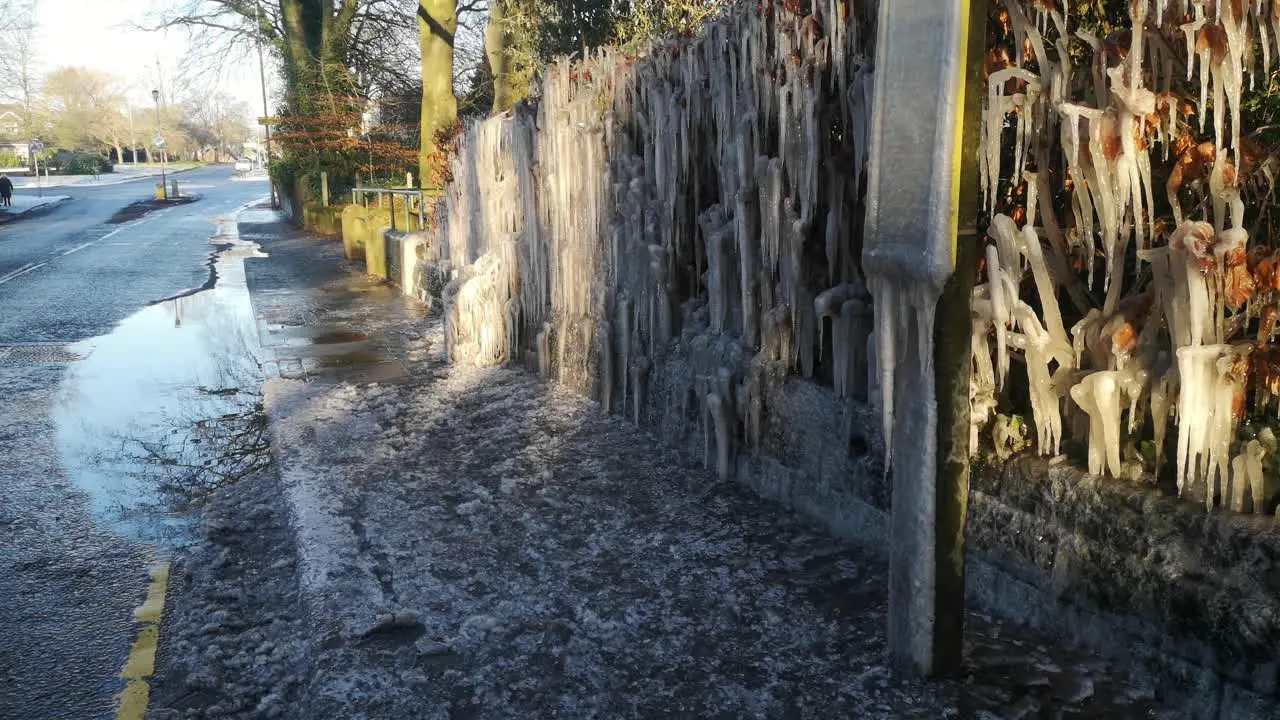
986, 68, 1043, 211
537, 322, 553, 377
631, 356, 650, 426
706, 392, 732, 481
1070, 371, 1125, 478
699, 205, 734, 334
1076, 30, 1108, 106
987, 244, 1011, 388
1149, 363, 1175, 476
1246, 437, 1269, 512
970, 307, 998, 455
1175, 343, 1246, 506
598, 321, 614, 413
869, 276, 898, 466
1008, 302, 1065, 456
815, 284, 862, 357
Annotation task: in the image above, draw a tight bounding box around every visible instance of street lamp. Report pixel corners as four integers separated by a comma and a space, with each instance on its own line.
152, 88, 168, 200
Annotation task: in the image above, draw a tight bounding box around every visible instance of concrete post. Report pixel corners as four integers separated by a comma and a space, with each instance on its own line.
861, 0, 985, 678
321, 171, 330, 207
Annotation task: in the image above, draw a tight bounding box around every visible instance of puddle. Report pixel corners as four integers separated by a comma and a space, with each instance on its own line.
312, 329, 369, 344
51, 203, 409, 543
53, 216, 269, 545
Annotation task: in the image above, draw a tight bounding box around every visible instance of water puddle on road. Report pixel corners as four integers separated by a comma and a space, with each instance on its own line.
52, 217, 270, 545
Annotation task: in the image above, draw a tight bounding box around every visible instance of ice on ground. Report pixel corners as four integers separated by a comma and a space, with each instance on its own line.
263, 314, 1171, 719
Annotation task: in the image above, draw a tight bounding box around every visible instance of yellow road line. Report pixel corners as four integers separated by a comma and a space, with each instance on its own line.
115, 561, 170, 720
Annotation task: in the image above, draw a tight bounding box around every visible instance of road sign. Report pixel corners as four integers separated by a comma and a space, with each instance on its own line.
257, 117, 280, 126
153, 135, 166, 148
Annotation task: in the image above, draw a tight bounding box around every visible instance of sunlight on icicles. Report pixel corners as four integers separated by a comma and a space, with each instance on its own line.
978, 0, 1280, 514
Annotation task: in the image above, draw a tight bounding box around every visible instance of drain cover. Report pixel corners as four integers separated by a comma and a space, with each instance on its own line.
0, 343, 83, 365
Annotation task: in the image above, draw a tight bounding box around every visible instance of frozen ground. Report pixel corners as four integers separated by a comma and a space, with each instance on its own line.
0, 193, 70, 219
12, 164, 204, 189
149, 213, 1176, 719
148, 469, 308, 720
266, 320, 1171, 719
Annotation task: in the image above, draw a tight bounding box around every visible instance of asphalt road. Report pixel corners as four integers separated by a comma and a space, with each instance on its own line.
0, 166, 272, 720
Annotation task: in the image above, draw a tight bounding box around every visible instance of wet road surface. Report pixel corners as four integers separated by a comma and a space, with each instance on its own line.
0, 167, 273, 720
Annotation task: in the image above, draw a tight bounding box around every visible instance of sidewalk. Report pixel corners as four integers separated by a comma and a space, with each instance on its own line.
150, 207, 1175, 719
12, 163, 203, 189
0, 193, 71, 221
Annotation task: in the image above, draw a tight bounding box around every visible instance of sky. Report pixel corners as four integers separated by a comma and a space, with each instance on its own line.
33, 0, 276, 117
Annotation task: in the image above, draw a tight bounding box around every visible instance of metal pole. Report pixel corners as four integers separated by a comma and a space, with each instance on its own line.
255, 0, 277, 207
128, 103, 138, 166
152, 89, 167, 201
861, 0, 985, 678
33, 150, 40, 198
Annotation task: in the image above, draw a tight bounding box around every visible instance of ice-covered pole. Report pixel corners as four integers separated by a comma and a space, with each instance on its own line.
862, 0, 984, 678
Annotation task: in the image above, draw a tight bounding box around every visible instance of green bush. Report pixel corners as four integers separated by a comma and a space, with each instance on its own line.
55, 153, 113, 176
0, 151, 24, 168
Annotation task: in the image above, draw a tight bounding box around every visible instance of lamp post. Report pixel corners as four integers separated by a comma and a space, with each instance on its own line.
152, 89, 168, 200
255, 0, 277, 207
30, 138, 43, 198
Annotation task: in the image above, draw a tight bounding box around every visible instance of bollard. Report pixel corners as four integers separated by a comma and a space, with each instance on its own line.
321, 171, 329, 207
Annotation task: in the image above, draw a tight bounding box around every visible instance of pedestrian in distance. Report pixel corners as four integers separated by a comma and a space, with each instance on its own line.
0, 173, 12, 207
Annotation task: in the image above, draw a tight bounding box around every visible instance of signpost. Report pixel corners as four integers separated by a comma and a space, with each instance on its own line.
29, 140, 44, 198
152, 88, 168, 201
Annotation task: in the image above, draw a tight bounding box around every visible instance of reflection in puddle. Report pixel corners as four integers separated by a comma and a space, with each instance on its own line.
53, 221, 269, 544
311, 329, 369, 345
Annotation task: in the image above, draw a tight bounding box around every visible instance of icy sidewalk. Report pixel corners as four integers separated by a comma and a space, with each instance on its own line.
0, 192, 70, 220
258, 306, 1171, 716
265, 323, 959, 718
139, 207, 1176, 718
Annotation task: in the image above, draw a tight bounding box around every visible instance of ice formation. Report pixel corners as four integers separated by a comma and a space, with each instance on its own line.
973, 0, 1279, 514
428, 0, 1278, 519
432, 0, 873, 473
973, 214, 1075, 458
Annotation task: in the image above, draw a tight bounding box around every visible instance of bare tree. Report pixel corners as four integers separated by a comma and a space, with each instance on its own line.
0, 0, 40, 140
43, 67, 129, 154
146, 0, 439, 101
182, 91, 252, 160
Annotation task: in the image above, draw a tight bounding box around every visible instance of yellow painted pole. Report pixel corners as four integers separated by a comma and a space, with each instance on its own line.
862, 0, 986, 677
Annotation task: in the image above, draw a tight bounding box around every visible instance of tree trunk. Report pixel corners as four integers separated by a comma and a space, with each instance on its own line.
419, 0, 458, 186
280, 0, 322, 113
113, 145, 123, 167
485, 0, 517, 114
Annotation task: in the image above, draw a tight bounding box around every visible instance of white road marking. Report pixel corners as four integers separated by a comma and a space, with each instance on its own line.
60, 241, 95, 256
48, 221, 140, 259
0, 189, 262, 287
0, 262, 36, 283
0, 261, 47, 285
0, 211, 153, 285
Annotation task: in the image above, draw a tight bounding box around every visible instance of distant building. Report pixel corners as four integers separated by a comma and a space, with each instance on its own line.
0, 109, 22, 139
0, 106, 31, 168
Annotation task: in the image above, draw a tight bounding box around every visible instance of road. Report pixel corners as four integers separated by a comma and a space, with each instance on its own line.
0, 166, 272, 720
